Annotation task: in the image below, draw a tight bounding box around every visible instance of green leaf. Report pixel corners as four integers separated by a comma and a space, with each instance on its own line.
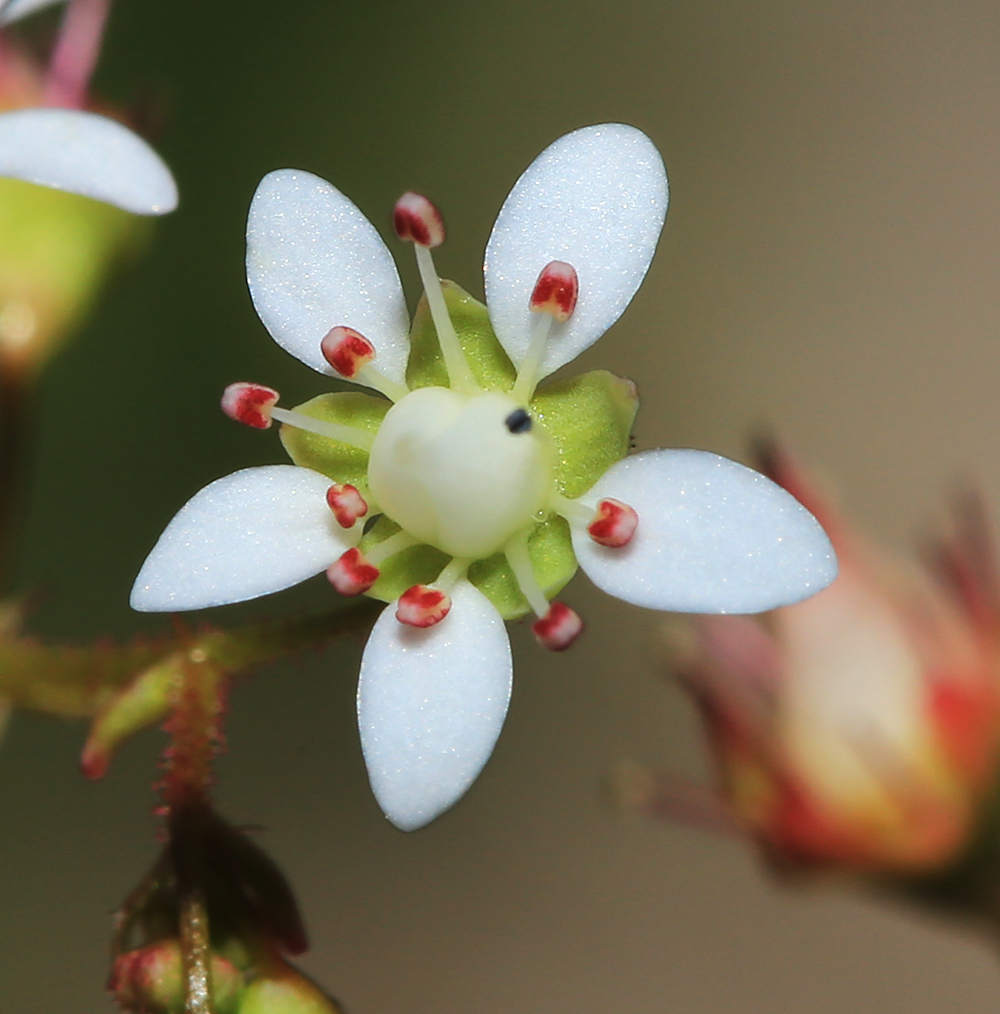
279, 392, 389, 498
406, 280, 517, 392
531, 370, 638, 498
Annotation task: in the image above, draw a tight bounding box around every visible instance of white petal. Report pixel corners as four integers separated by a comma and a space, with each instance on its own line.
246, 169, 410, 386
0, 0, 64, 25
358, 582, 513, 831
484, 123, 668, 378
0, 108, 177, 214
131, 465, 358, 612
571, 450, 837, 614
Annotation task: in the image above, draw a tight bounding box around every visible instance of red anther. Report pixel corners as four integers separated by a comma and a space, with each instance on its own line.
532, 601, 584, 651
587, 498, 639, 548
393, 191, 445, 248
326, 483, 368, 528
220, 382, 279, 429
320, 325, 376, 378
530, 261, 579, 322
327, 547, 379, 596
396, 585, 452, 628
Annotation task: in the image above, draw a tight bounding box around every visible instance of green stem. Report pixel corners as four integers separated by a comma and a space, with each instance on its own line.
0, 600, 381, 718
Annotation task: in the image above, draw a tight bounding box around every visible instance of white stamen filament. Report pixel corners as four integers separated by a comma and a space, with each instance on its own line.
434, 556, 472, 592
356, 364, 409, 403
413, 244, 479, 393
511, 313, 553, 403
366, 529, 420, 566
550, 492, 597, 527
503, 529, 549, 618
270, 406, 375, 451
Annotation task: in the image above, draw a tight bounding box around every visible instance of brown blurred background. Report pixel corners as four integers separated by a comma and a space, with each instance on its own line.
2, 0, 999, 1009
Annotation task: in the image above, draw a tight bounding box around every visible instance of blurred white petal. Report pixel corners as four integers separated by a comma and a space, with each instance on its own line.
358, 582, 513, 831
247, 169, 410, 386
131, 465, 358, 612
571, 449, 837, 614
0, 108, 176, 214
0, 0, 64, 25
484, 123, 668, 378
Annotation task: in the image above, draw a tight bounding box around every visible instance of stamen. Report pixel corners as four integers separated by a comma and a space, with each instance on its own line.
531, 261, 579, 321
550, 492, 598, 527
512, 260, 579, 403
321, 326, 375, 377
587, 498, 639, 548
392, 192, 445, 248
269, 407, 375, 451
393, 191, 479, 394
326, 484, 368, 528
366, 529, 420, 567
320, 326, 409, 402
532, 602, 584, 651
327, 548, 379, 596
221, 382, 279, 429
503, 530, 550, 617
395, 557, 470, 628
397, 585, 451, 628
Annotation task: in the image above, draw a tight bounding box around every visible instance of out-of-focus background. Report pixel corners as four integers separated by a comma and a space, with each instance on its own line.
2, 0, 999, 1009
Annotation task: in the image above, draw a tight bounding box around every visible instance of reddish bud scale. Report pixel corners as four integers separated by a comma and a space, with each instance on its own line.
530, 261, 579, 322
397, 585, 451, 628
220, 382, 279, 429
321, 326, 375, 378
326, 483, 368, 528
393, 191, 445, 248
328, 548, 379, 595
588, 498, 639, 548
532, 601, 584, 651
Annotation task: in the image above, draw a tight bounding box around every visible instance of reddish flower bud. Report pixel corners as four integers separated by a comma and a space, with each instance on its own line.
396, 585, 451, 627
220, 382, 279, 429
530, 261, 578, 322
393, 191, 445, 248
327, 548, 379, 595
325, 484, 368, 528
588, 498, 639, 548
109, 940, 241, 1014
532, 601, 584, 651
320, 326, 376, 378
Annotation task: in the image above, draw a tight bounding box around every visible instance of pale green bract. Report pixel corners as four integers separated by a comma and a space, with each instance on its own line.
130, 124, 837, 832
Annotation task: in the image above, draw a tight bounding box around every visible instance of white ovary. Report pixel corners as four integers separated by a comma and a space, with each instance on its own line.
367, 387, 554, 559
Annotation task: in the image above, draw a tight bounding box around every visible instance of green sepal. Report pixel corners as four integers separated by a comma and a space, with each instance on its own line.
406, 280, 517, 392
467, 514, 577, 619
361, 514, 578, 620
531, 370, 639, 498
360, 517, 450, 603
279, 392, 389, 497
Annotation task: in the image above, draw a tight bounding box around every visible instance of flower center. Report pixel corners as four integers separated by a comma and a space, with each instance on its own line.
367, 386, 555, 559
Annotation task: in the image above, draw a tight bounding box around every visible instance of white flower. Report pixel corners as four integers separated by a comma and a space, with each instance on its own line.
131, 124, 837, 831
0, 107, 176, 214
0, 0, 64, 26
